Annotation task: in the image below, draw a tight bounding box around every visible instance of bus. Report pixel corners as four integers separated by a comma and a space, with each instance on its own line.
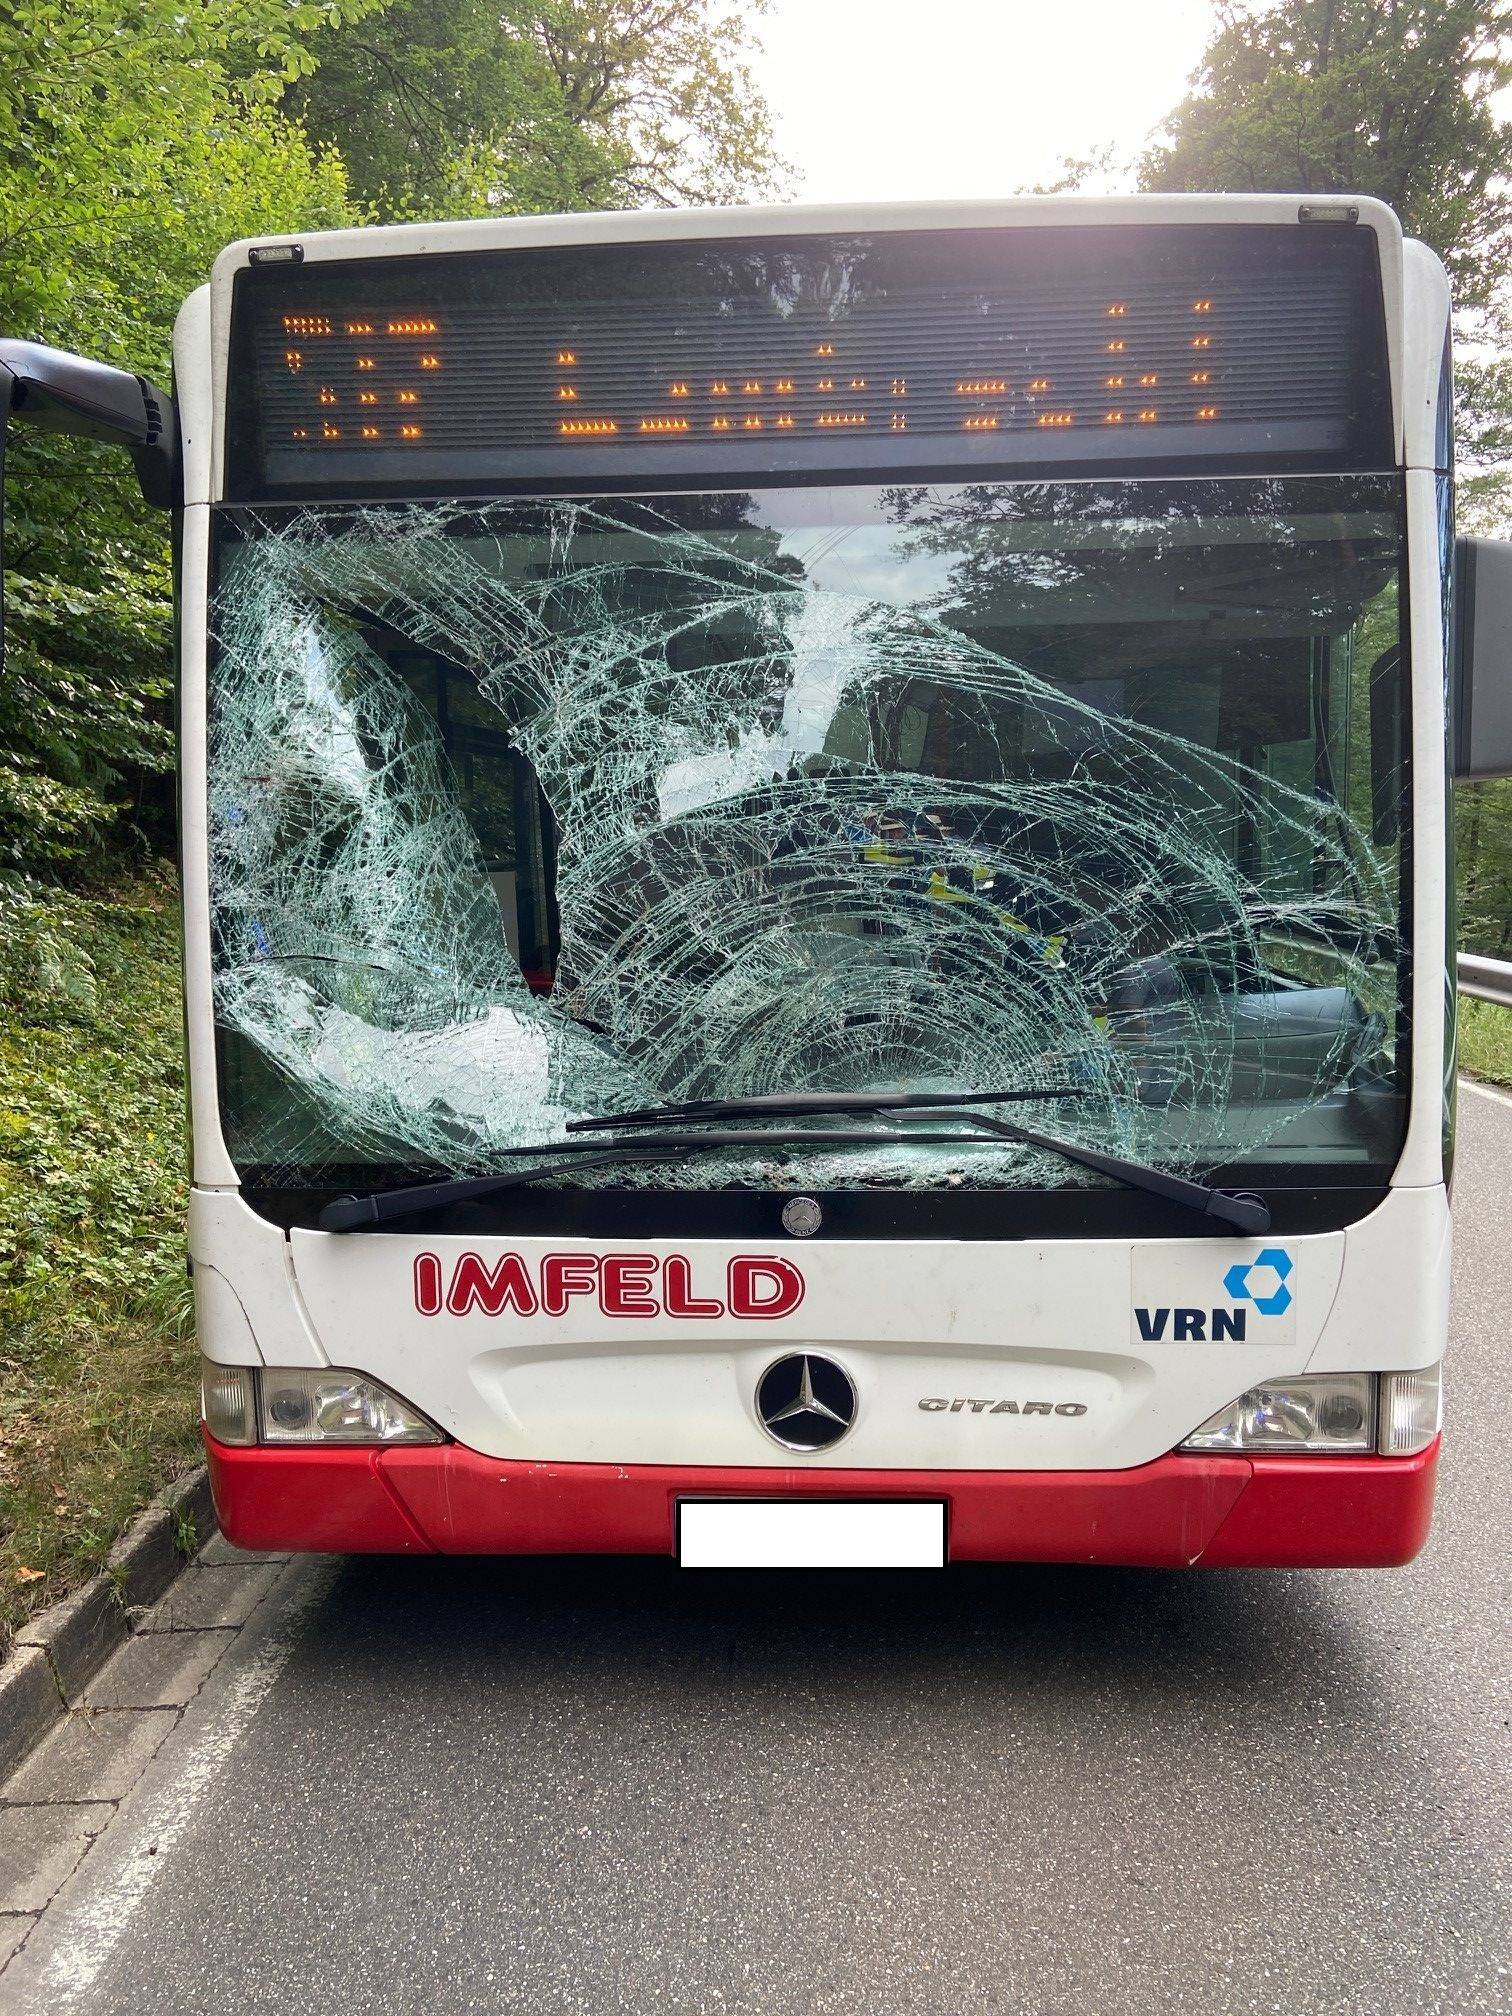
6, 194, 1508, 1570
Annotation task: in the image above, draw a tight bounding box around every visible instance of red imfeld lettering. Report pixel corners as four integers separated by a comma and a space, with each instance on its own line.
727, 1255, 806, 1320
446, 1251, 539, 1317
663, 1254, 724, 1318
413, 1252, 443, 1316
541, 1252, 600, 1316
414, 1249, 805, 1319
601, 1253, 659, 1317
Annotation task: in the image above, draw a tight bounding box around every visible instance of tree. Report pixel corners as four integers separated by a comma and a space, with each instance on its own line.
285, 0, 786, 221
1142, 3, 1512, 308
1139, 1, 1512, 527
0, 0, 370, 874
1135, 1, 1512, 955
0, 0, 783, 881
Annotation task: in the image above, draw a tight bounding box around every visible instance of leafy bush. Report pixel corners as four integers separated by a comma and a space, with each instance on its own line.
0, 872, 196, 1646
0, 0, 363, 881
0, 873, 186, 1319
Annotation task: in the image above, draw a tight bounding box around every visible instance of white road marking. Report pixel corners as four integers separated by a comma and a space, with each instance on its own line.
30, 1558, 338, 2011
1459, 1074, 1512, 1113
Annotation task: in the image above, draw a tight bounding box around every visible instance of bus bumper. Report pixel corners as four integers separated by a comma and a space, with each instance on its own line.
203, 1431, 1440, 1569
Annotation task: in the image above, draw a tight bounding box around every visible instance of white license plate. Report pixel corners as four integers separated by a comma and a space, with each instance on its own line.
677, 1499, 946, 1569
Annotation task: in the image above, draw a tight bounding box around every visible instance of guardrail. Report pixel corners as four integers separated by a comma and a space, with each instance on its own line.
1459, 953, 1512, 1008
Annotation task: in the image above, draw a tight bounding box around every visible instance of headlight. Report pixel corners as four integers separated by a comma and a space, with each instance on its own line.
202, 1364, 256, 1446
259, 1368, 443, 1445
1378, 1363, 1442, 1455
201, 1361, 443, 1446
1180, 1372, 1376, 1455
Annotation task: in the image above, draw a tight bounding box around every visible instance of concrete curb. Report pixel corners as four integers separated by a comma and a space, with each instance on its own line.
0, 1467, 217, 1782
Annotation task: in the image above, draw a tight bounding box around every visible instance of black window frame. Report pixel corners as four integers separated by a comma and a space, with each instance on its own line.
205, 468, 1414, 1239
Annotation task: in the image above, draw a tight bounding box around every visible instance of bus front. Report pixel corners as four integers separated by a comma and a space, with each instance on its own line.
182, 197, 1449, 1567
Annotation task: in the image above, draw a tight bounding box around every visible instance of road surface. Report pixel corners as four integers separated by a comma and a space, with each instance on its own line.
2, 1085, 1508, 2016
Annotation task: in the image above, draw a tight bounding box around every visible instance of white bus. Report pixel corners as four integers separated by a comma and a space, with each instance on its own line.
7, 195, 1508, 1570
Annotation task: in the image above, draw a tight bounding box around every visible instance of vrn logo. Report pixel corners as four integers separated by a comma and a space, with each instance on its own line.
1134, 1248, 1294, 1343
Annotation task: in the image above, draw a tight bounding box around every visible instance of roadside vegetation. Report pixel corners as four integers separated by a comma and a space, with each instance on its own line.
1460, 998, 1512, 1088
2, 0, 1510, 1640
0, 873, 194, 1655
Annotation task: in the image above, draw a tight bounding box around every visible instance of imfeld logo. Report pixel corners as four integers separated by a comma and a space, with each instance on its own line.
413, 1250, 805, 1321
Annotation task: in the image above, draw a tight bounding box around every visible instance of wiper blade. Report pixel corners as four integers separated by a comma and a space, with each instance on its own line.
941, 1109, 1270, 1236
318, 1111, 1269, 1237
566, 1084, 1086, 1133
318, 1125, 984, 1231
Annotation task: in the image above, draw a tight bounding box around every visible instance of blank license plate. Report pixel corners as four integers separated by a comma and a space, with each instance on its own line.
677, 1499, 945, 1569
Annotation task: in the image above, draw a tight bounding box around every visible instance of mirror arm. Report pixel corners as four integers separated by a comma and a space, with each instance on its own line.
0, 340, 178, 507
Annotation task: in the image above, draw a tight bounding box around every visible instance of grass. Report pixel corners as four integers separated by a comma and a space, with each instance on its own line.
1458, 995, 1512, 1090
0, 869, 198, 1657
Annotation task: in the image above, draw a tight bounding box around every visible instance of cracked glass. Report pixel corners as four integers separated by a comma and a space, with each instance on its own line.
208, 477, 1406, 1195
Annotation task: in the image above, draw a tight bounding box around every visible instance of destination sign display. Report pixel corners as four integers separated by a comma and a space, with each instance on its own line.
226, 224, 1392, 495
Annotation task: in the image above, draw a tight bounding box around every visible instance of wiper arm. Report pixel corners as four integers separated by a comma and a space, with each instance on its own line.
319, 1110, 1270, 1237
318, 1125, 988, 1231
566, 1084, 1086, 1133
939, 1109, 1271, 1236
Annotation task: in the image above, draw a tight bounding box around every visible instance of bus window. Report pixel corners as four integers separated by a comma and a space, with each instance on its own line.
208, 476, 1405, 1193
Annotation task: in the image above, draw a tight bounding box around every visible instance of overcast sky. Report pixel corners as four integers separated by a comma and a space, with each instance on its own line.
749, 0, 1217, 204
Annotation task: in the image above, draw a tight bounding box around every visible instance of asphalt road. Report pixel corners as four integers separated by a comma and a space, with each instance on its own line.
6, 1086, 1510, 2016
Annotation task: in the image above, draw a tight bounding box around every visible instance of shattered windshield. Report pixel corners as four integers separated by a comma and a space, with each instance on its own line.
208, 477, 1406, 1196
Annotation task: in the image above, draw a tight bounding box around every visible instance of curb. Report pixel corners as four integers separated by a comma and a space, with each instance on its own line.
0, 1467, 216, 1782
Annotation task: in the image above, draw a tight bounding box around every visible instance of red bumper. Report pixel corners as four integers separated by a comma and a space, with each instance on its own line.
204, 1431, 1440, 1569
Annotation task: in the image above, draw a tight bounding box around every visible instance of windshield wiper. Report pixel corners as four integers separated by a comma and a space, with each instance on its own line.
565, 1084, 1087, 1133
560, 1086, 1267, 1236
318, 1125, 984, 1231
940, 1109, 1271, 1236
319, 1111, 1269, 1237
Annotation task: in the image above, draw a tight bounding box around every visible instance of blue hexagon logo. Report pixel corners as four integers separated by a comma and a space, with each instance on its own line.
1222, 1248, 1293, 1318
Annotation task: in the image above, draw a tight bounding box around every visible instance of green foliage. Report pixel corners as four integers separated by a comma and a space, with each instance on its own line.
1458, 996, 1512, 1086
0, 872, 186, 1318
0, 523, 174, 866
1137, 1, 1512, 532
1142, 3, 1512, 308
1457, 778, 1512, 955
0, 0, 366, 875
285, 0, 786, 221
0, 871, 198, 1643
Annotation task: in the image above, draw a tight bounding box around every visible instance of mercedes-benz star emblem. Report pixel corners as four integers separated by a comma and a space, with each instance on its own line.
756, 1353, 857, 1452
781, 1195, 823, 1238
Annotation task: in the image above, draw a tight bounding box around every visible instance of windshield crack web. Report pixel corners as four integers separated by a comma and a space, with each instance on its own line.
208, 498, 1396, 1190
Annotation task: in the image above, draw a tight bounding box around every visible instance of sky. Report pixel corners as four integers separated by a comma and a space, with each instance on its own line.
749, 0, 1218, 205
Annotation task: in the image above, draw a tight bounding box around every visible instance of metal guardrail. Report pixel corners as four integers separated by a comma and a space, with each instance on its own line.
1459, 953, 1512, 1008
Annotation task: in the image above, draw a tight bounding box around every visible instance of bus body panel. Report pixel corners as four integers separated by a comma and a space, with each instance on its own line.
203, 1432, 1440, 1568
188, 1183, 1447, 1473
176, 500, 238, 1190
178, 199, 1454, 1564
1398, 239, 1452, 471
1394, 462, 1455, 1189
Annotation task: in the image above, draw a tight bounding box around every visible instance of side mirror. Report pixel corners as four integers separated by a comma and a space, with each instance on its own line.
0, 338, 177, 507
1453, 536, 1512, 781
0, 339, 177, 679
